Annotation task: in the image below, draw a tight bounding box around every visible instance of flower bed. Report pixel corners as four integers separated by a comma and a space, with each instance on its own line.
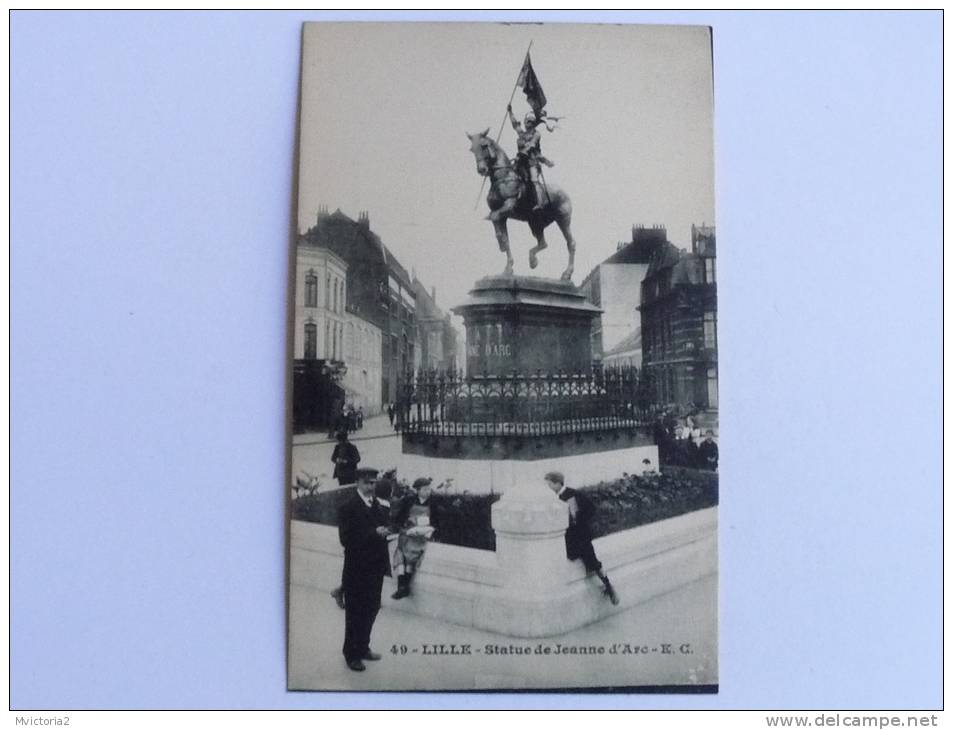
291, 479, 499, 551
290, 467, 717, 552
586, 466, 718, 539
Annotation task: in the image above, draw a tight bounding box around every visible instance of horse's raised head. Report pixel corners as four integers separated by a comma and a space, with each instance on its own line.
466, 128, 493, 176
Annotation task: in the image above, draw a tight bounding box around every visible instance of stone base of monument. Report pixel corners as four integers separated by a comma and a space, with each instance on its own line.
392, 490, 716, 638
452, 274, 602, 375
290, 499, 716, 639
401, 426, 653, 460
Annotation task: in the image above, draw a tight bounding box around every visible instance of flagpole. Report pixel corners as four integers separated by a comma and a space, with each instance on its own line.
474, 40, 534, 212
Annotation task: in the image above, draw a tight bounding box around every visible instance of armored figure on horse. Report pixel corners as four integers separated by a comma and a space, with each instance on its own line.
467, 50, 577, 281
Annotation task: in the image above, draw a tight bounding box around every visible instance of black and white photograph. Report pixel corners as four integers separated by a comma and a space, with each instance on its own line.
288, 21, 719, 692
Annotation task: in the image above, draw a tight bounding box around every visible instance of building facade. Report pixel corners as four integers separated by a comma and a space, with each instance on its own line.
299, 208, 418, 405
292, 245, 350, 431
383, 250, 417, 403
293, 246, 349, 362
602, 329, 642, 368
638, 225, 718, 414
413, 279, 459, 372
580, 225, 669, 362
342, 313, 383, 415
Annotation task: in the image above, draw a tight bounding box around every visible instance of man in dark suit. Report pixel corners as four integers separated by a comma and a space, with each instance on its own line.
331, 430, 360, 486
545, 471, 619, 605
337, 467, 391, 671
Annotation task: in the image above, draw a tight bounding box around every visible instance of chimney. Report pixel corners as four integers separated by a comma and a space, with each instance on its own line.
632, 224, 668, 245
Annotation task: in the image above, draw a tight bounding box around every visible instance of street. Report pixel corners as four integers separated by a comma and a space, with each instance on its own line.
292, 415, 403, 489
291, 415, 660, 496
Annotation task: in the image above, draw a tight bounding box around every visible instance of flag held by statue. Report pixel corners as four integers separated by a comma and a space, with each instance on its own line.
517, 52, 547, 115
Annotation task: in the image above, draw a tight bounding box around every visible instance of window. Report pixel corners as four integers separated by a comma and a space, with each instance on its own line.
705, 258, 716, 284
707, 367, 718, 408
704, 311, 717, 349
304, 323, 317, 360
325, 274, 331, 309
325, 320, 331, 359
333, 279, 339, 313
304, 273, 318, 307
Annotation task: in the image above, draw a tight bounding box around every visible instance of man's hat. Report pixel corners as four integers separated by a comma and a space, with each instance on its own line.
412, 477, 433, 490
355, 468, 379, 481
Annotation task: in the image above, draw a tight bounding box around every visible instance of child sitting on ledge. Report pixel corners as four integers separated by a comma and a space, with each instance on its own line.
390, 477, 438, 600
544, 471, 619, 605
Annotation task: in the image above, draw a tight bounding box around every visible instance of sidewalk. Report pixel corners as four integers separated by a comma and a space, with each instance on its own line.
293, 413, 398, 447
289, 572, 717, 692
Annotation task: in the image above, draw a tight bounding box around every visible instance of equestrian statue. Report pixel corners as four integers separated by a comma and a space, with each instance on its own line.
467, 50, 577, 281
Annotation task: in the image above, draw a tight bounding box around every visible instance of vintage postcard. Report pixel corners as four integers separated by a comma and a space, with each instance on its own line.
288, 22, 718, 692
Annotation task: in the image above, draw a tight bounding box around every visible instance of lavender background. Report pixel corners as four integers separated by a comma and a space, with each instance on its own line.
11, 10, 942, 709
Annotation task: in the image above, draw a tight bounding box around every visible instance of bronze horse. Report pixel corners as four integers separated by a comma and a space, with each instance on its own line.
467, 129, 576, 281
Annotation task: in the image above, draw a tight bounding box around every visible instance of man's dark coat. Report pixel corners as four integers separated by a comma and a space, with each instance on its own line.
331, 440, 360, 485
337, 491, 390, 662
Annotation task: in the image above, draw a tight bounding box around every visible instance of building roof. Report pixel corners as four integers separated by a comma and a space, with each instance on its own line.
644, 240, 685, 278
582, 225, 674, 289
296, 243, 348, 271
670, 253, 705, 286
383, 245, 414, 290
602, 225, 670, 265
413, 279, 445, 320
300, 208, 418, 292
604, 328, 642, 357
300, 208, 387, 265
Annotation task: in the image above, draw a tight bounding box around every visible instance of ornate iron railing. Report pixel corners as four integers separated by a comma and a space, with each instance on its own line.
395, 366, 655, 437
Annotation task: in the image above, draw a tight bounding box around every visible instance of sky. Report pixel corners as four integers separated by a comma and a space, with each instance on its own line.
297, 22, 715, 317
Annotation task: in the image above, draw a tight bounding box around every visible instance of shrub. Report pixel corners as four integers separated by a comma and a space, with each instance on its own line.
291, 486, 500, 552
585, 466, 718, 539
290, 467, 717, 552
429, 493, 499, 551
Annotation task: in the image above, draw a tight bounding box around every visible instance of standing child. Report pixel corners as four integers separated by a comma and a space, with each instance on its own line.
544, 471, 619, 605
390, 477, 438, 600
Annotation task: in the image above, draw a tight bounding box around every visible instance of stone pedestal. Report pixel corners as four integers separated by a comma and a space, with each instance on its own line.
452, 275, 601, 375
481, 483, 578, 636
491, 481, 570, 591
